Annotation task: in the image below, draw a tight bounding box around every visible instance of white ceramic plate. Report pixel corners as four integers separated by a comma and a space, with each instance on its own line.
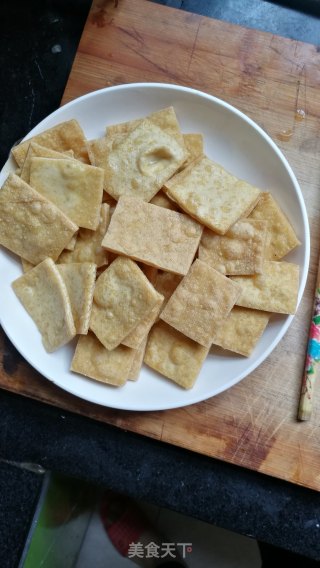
0, 83, 310, 411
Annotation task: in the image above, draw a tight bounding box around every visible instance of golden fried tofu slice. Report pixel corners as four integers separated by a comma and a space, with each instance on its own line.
249, 192, 301, 259
86, 134, 125, 188
12, 119, 88, 167
231, 260, 299, 314
90, 256, 161, 350
58, 204, 110, 268
106, 107, 185, 147
57, 263, 96, 334
103, 119, 186, 202
164, 156, 261, 234
0, 174, 78, 264
144, 320, 209, 389
102, 196, 203, 275
90, 108, 185, 193
86, 136, 116, 167
20, 142, 74, 183
160, 259, 241, 346
211, 307, 270, 357
12, 258, 76, 352
122, 293, 164, 349
106, 118, 141, 136
29, 157, 104, 230
199, 219, 268, 275
71, 332, 135, 386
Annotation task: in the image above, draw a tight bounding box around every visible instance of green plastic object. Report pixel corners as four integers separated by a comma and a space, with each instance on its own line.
20, 473, 96, 568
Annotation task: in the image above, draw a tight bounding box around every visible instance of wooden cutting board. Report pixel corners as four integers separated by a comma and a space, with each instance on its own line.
2, 0, 320, 491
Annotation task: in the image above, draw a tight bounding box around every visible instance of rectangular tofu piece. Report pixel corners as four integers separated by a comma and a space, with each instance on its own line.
71, 332, 135, 386
160, 259, 241, 346
103, 118, 186, 201
0, 174, 78, 264
144, 320, 209, 389
211, 307, 270, 357
106, 107, 185, 148
86, 134, 125, 189
12, 258, 76, 352
164, 155, 261, 234
20, 142, 74, 183
12, 119, 88, 166
199, 219, 268, 275
29, 157, 104, 230
90, 256, 161, 350
248, 192, 301, 259
231, 260, 300, 314
102, 196, 203, 275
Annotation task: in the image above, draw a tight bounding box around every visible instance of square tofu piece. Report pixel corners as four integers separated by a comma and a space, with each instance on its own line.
160, 259, 241, 346
58, 203, 110, 267
249, 192, 301, 259
144, 320, 209, 389
71, 332, 135, 386
12, 119, 88, 167
86, 136, 111, 168
164, 156, 261, 234
86, 134, 125, 189
0, 174, 78, 264
57, 263, 96, 334
199, 219, 268, 275
103, 118, 186, 201
29, 158, 104, 230
231, 260, 299, 314
211, 306, 270, 357
106, 107, 185, 148
90, 256, 161, 350
20, 142, 74, 183
12, 258, 76, 352
102, 196, 203, 275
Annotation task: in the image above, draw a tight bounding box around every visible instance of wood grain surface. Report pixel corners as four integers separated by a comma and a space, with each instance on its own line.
2, 0, 320, 491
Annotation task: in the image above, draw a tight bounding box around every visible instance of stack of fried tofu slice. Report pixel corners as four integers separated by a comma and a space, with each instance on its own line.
0, 107, 300, 389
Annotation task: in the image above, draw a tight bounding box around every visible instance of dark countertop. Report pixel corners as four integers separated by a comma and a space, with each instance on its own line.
1, 1, 320, 567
